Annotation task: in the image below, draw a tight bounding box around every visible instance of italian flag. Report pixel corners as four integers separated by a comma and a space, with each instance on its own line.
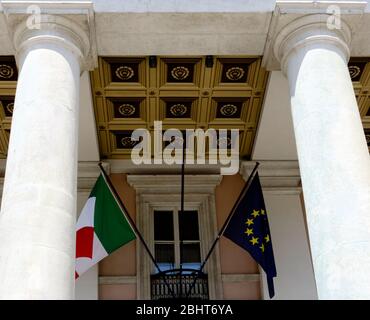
75, 174, 136, 279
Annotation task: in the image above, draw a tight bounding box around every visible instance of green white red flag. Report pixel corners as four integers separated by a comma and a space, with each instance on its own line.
75, 174, 136, 279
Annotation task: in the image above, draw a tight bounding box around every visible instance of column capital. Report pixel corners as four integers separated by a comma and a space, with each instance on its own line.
276, 14, 352, 75
262, 1, 367, 73
1, 1, 97, 70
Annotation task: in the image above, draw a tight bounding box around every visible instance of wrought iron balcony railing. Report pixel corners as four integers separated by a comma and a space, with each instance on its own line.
151, 268, 209, 300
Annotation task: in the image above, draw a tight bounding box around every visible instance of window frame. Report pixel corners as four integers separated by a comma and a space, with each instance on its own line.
127, 174, 223, 300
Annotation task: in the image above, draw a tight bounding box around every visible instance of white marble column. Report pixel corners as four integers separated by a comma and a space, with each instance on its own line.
0, 15, 90, 299
274, 15, 370, 299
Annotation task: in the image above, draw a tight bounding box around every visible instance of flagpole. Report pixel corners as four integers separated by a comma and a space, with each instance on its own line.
179, 136, 186, 298
98, 162, 176, 297
185, 161, 260, 297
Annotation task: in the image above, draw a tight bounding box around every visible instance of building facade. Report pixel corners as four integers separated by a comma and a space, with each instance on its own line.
0, 0, 369, 300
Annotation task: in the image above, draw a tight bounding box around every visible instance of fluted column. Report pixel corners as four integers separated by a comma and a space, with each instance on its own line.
0, 15, 90, 299
273, 14, 370, 299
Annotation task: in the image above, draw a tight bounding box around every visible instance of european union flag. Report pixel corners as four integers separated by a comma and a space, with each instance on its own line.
223, 172, 277, 298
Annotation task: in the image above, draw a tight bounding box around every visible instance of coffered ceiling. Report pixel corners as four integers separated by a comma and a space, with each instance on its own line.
0, 55, 369, 160
90, 56, 268, 159
351, 58, 370, 149
91, 56, 370, 159
0, 57, 17, 158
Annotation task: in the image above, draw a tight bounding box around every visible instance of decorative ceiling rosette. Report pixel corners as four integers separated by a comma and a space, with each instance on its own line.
348, 65, 361, 80
171, 66, 190, 81
0, 97, 15, 117
170, 104, 188, 117
6, 102, 14, 115
115, 66, 135, 81
225, 67, 245, 81
0, 65, 14, 79
220, 104, 238, 117
118, 104, 136, 116
120, 136, 136, 148
365, 132, 370, 146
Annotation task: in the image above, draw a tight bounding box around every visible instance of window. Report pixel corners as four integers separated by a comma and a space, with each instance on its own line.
128, 174, 223, 299
154, 209, 201, 273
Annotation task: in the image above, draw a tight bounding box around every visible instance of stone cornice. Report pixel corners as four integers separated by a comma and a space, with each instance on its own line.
0, 160, 301, 194
106, 159, 225, 175
240, 160, 300, 177
127, 174, 222, 195
1, 0, 97, 70
275, 1, 367, 14
263, 0, 367, 71
77, 161, 108, 192
240, 160, 302, 193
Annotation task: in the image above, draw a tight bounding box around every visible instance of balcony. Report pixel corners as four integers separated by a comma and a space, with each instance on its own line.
151, 269, 209, 300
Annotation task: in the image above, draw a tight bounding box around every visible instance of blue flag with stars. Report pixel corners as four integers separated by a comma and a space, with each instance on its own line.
223, 172, 277, 298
